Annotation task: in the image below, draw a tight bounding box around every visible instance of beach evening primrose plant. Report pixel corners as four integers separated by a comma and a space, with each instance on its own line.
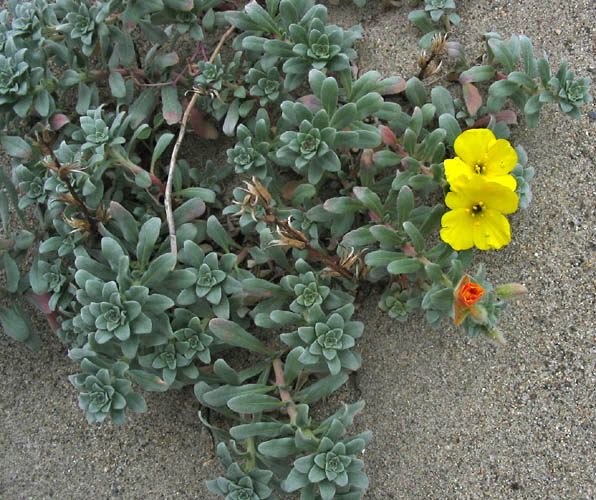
0, 0, 592, 498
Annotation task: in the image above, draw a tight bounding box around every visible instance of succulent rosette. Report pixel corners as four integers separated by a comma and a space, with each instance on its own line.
281, 304, 362, 375
283, 419, 371, 500
69, 361, 147, 424
176, 240, 242, 319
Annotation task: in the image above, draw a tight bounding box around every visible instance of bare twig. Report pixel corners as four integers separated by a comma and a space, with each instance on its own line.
165, 25, 237, 268
165, 92, 197, 267
209, 25, 236, 64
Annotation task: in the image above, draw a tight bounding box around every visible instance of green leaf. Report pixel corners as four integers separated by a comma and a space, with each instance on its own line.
403, 221, 424, 253
61, 69, 81, 86
330, 103, 357, 129
419, 204, 445, 236
141, 253, 175, 287
0, 136, 32, 159
128, 369, 170, 392
397, 185, 413, 224
109, 201, 139, 244
387, 257, 422, 274
129, 88, 158, 129
161, 86, 182, 125
365, 250, 406, 267
369, 225, 402, 247
34, 89, 51, 116
230, 422, 284, 440
151, 132, 175, 172
355, 92, 384, 119
228, 393, 284, 414
507, 71, 538, 91
209, 318, 271, 355
223, 99, 240, 137
175, 187, 216, 204
203, 384, 273, 407
342, 227, 375, 247
202, 8, 216, 31
438, 113, 461, 147
213, 358, 242, 385
520, 35, 538, 78
125, 392, 147, 413
488, 80, 520, 98
421, 128, 446, 162
405, 77, 427, 107
431, 86, 455, 116
135, 169, 152, 188
296, 372, 349, 404
257, 437, 298, 457
537, 57, 551, 86
524, 94, 542, 115
207, 215, 238, 252
263, 39, 294, 57
373, 150, 401, 167
3, 253, 19, 293
109, 71, 127, 98
76, 82, 94, 115
408, 10, 433, 33
458, 66, 496, 84
488, 38, 514, 73
323, 197, 364, 215
136, 217, 161, 269
245, 1, 279, 34
320, 77, 339, 117
173, 197, 206, 226
0, 305, 32, 342
352, 186, 383, 216
284, 346, 305, 385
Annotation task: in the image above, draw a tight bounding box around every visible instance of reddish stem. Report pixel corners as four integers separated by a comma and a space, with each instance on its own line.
272, 358, 297, 422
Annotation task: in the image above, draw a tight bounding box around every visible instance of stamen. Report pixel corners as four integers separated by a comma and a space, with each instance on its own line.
471, 201, 484, 216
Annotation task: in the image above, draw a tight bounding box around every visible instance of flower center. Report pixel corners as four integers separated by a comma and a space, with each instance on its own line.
473, 163, 485, 174
470, 201, 484, 216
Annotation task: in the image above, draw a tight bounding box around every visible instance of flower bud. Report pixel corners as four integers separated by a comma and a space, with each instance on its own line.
494, 283, 527, 299
470, 303, 488, 324
483, 328, 507, 346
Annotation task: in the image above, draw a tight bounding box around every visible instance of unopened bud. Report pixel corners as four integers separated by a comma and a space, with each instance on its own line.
494, 283, 528, 299
483, 328, 507, 346
470, 303, 488, 324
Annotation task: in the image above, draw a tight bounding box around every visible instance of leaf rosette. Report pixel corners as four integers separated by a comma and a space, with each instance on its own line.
281, 304, 362, 375
69, 359, 147, 424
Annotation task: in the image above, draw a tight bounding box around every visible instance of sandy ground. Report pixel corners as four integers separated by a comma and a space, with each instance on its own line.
1, 1, 595, 499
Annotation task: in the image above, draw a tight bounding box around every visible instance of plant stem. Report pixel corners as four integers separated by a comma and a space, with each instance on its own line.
165, 25, 237, 268
272, 358, 297, 424
44, 144, 97, 234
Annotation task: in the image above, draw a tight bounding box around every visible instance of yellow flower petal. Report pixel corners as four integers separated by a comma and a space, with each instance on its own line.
477, 180, 519, 214
472, 208, 511, 250
444, 157, 475, 185
447, 176, 519, 214
453, 129, 496, 166
487, 174, 517, 191
440, 209, 474, 250
485, 138, 518, 176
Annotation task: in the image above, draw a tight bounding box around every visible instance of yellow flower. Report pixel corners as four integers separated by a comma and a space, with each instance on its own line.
440, 176, 519, 250
444, 128, 518, 191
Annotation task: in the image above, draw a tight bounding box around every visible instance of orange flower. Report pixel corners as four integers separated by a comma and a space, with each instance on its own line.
453, 274, 485, 326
